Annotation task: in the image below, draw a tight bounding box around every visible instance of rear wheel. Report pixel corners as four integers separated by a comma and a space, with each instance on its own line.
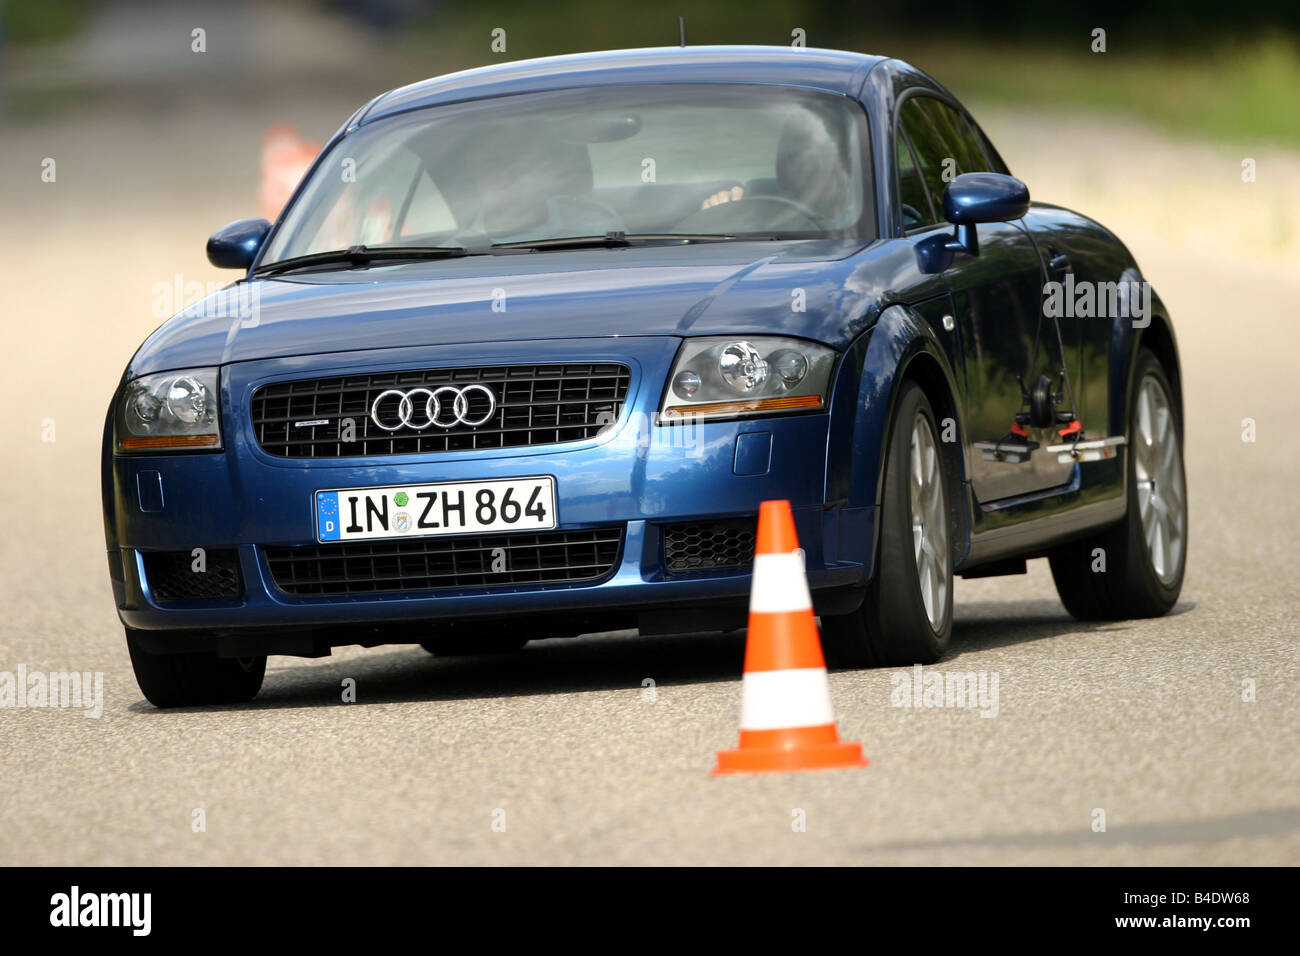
822, 381, 954, 667
1049, 348, 1187, 619
126, 628, 265, 708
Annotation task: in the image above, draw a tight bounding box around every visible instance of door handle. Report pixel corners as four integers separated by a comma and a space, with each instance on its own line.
1049, 252, 1071, 272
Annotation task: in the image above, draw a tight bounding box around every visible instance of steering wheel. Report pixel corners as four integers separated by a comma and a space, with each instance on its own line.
560, 194, 625, 227
736, 195, 828, 231
674, 194, 827, 233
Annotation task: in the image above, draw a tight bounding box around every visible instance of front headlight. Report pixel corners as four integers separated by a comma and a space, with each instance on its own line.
659, 336, 835, 422
115, 368, 222, 452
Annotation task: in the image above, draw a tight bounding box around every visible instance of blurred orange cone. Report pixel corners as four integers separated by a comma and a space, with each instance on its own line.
713, 500, 868, 775
258, 123, 321, 221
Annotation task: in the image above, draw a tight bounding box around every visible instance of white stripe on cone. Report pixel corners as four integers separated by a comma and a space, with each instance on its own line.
749, 552, 812, 613
739, 668, 836, 730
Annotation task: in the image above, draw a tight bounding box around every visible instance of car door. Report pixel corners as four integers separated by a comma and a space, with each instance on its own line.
896, 94, 1075, 501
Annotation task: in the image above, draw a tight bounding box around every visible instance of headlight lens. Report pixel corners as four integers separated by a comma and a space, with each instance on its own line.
659, 336, 835, 422
672, 369, 702, 399
769, 348, 809, 388
718, 341, 768, 392
115, 368, 222, 452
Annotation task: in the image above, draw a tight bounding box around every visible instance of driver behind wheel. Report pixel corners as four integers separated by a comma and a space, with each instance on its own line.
773, 110, 853, 226
688, 108, 854, 230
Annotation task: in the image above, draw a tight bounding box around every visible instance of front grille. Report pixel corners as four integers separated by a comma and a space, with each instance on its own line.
265, 527, 623, 596
142, 549, 242, 604
662, 518, 757, 572
250, 363, 630, 458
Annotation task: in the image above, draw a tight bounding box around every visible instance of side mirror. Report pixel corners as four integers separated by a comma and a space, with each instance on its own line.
206, 218, 272, 269
940, 173, 1030, 256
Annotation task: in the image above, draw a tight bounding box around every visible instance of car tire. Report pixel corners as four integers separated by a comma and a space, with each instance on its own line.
1049, 348, 1188, 620
822, 380, 954, 667
125, 628, 266, 708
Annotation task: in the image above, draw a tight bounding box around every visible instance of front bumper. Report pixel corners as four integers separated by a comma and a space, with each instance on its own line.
104, 338, 874, 641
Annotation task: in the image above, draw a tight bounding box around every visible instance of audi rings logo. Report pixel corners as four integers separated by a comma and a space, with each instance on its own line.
369, 385, 497, 431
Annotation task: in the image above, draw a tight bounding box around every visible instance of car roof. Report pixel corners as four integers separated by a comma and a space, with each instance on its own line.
358, 46, 888, 125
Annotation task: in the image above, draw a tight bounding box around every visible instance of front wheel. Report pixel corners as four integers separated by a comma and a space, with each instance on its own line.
822, 381, 954, 667
126, 628, 265, 708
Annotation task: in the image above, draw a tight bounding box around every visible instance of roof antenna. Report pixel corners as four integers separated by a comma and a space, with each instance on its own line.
679, 16, 686, 47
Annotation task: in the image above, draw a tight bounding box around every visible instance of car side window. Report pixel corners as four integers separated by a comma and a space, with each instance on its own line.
895, 130, 933, 231
898, 98, 949, 224
898, 94, 998, 225
966, 117, 1010, 175
918, 97, 987, 178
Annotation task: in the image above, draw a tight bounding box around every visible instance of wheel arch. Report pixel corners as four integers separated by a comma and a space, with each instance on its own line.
832, 303, 970, 574
1136, 311, 1183, 436
1111, 279, 1182, 443
897, 348, 970, 573
1107, 270, 1180, 434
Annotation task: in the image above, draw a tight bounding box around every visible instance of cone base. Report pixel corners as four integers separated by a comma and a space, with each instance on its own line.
712, 740, 868, 775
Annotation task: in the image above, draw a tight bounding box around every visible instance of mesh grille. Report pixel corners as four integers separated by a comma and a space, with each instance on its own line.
142, 549, 242, 604
662, 518, 757, 572
250, 364, 630, 458
265, 527, 623, 596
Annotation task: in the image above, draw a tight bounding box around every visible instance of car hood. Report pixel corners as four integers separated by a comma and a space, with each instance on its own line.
128, 239, 903, 378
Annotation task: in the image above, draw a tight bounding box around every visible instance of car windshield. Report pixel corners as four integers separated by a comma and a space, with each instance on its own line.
259, 84, 871, 265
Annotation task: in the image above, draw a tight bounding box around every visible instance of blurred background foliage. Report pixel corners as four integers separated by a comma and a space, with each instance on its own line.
3, 0, 1298, 144
1, 0, 90, 45
383, 0, 1300, 145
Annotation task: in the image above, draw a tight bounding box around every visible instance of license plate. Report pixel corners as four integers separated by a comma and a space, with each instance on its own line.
314, 476, 556, 542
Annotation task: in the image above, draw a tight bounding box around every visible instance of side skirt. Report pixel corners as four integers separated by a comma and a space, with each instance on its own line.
958, 456, 1126, 570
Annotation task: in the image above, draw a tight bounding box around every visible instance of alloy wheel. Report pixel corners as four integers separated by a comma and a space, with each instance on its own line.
909, 412, 950, 630
1133, 373, 1187, 585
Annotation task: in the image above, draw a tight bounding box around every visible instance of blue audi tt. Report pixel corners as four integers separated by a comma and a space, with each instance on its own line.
103, 46, 1187, 706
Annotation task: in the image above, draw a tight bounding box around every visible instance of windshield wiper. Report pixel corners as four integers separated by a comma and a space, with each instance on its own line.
254, 245, 469, 276
491, 232, 767, 251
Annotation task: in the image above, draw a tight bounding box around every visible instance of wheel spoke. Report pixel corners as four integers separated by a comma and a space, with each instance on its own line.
1158, 425, 1176, 473
1137, 385, 1155, 446
1136, 480, 1153, 511
1142, 498, 1159, 548
1148, 523, 1163, 574
1155, 402, 1171, 444
1164, 478, 1185, 532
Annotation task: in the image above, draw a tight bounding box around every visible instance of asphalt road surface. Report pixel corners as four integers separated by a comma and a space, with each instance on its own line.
0, 7, 1296, 865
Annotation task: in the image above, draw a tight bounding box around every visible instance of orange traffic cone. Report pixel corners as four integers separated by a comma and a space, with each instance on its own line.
713, 500, 868, 775
258, 124, 321, 222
